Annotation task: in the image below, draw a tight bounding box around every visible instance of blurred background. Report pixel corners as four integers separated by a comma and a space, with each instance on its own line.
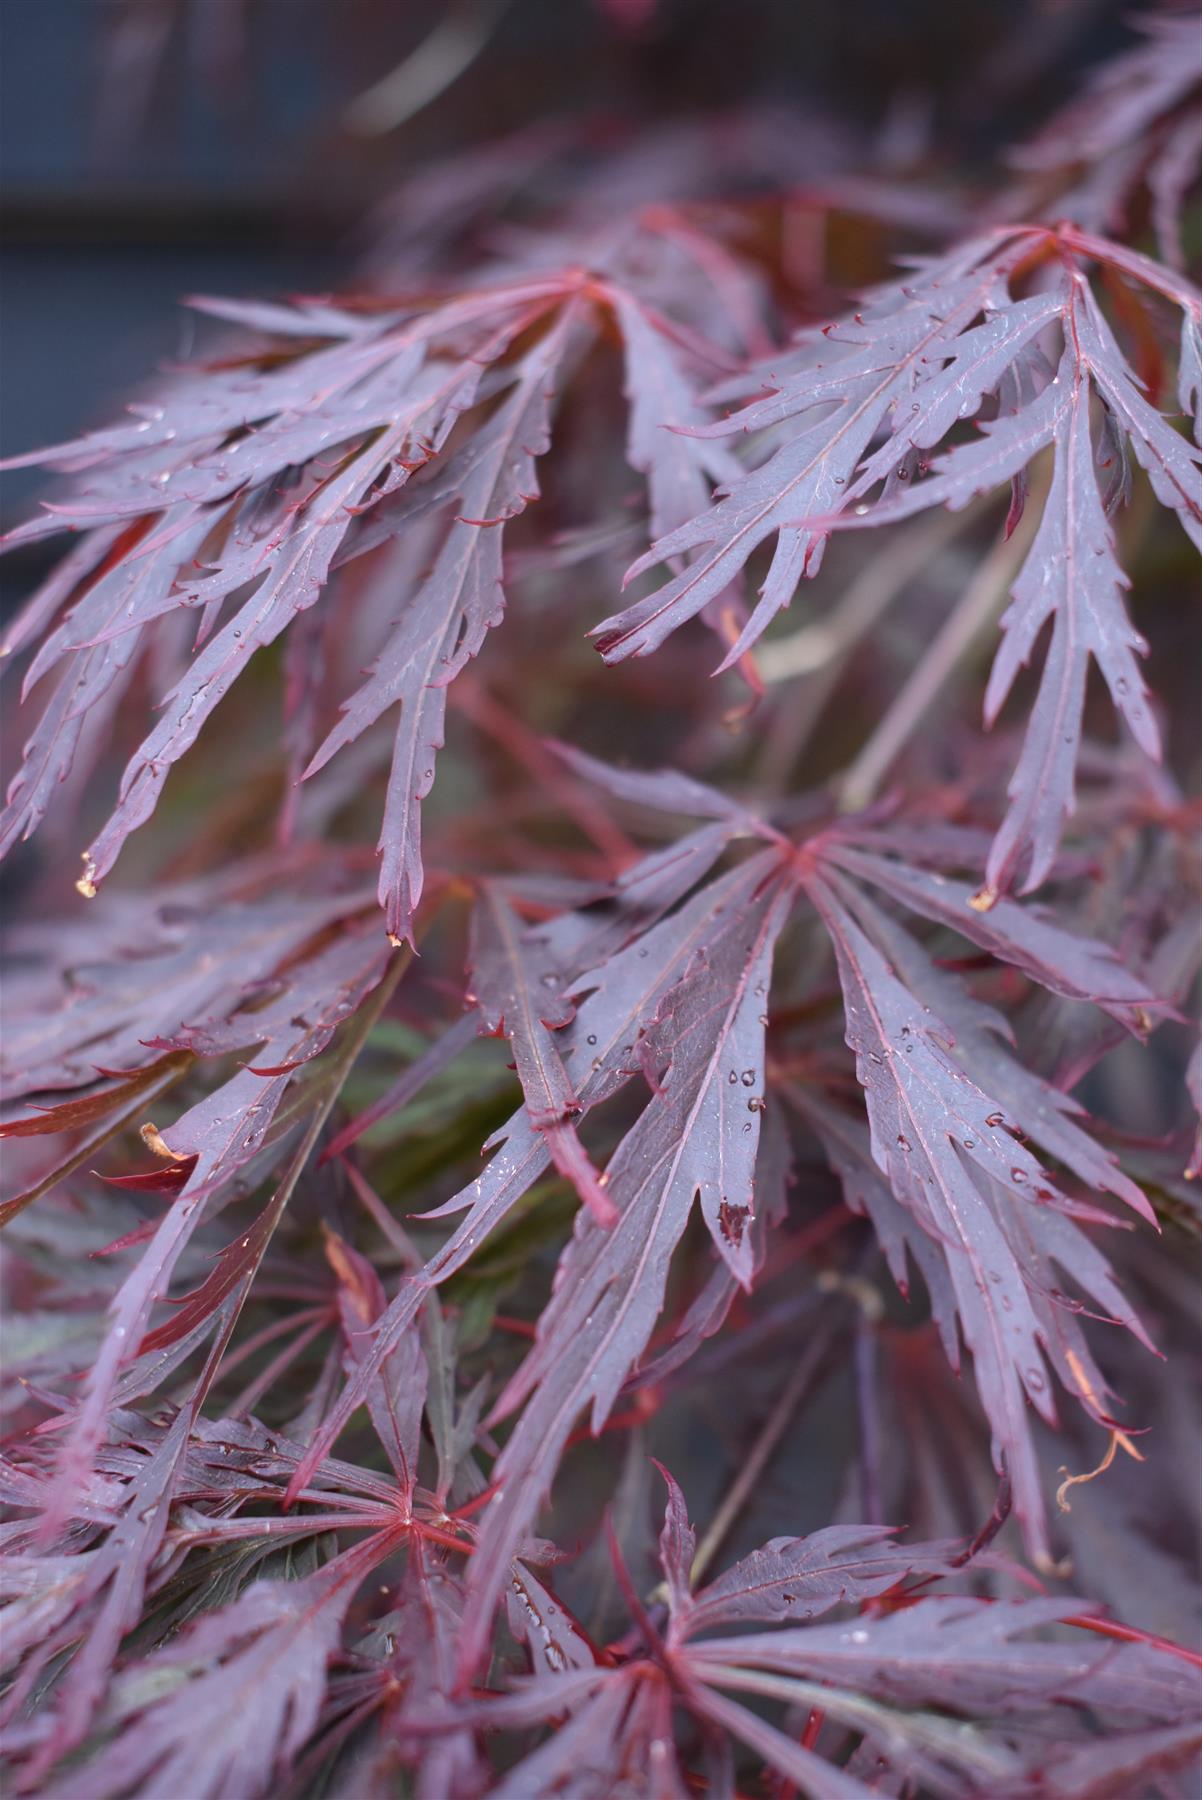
0, 0, 1162, 531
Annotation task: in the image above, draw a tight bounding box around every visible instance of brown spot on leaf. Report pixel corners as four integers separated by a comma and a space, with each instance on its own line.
717, 1200, 750, 1245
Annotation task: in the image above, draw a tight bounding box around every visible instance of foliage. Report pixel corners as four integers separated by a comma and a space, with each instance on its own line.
2, 7, 1200, 1796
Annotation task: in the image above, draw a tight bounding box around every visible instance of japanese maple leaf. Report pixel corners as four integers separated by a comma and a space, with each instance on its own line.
469, 1468, 1200, 1800
596, 224, 1201, 897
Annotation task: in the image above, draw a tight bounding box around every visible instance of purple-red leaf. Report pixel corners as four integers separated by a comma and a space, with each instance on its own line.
802, 858, 1154, 1564
455, 853, 796, 1677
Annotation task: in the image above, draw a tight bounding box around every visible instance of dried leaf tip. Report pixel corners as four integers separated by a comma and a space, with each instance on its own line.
1056, 1427, 1146, 1514
76, 854, 98, 900
140, 1121, 179, 1161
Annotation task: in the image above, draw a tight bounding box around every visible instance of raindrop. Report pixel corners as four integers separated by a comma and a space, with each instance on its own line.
747, 1097, 765, 1113
962, 1137, 976, 1150
741, 1069, 755, 1086
1026, 1368, 1047, 1393
985, 1111, 1005, 1127
896, 1134, 911, 1152
586, 1034, 597, 1046
1011, 1167, 1028, 1184
728, 1070, 739, 1084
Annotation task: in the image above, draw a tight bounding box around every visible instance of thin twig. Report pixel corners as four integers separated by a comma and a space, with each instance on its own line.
344, 1, 512, 137
854, 1317, 884, 1527
757, 506, 973, 685
753, 506, 976, 793
837, 485, 1044, 815
689, 1308, 839, 1588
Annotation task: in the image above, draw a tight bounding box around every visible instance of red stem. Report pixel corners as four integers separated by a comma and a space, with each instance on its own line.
1064, 1613, 1202, 1671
